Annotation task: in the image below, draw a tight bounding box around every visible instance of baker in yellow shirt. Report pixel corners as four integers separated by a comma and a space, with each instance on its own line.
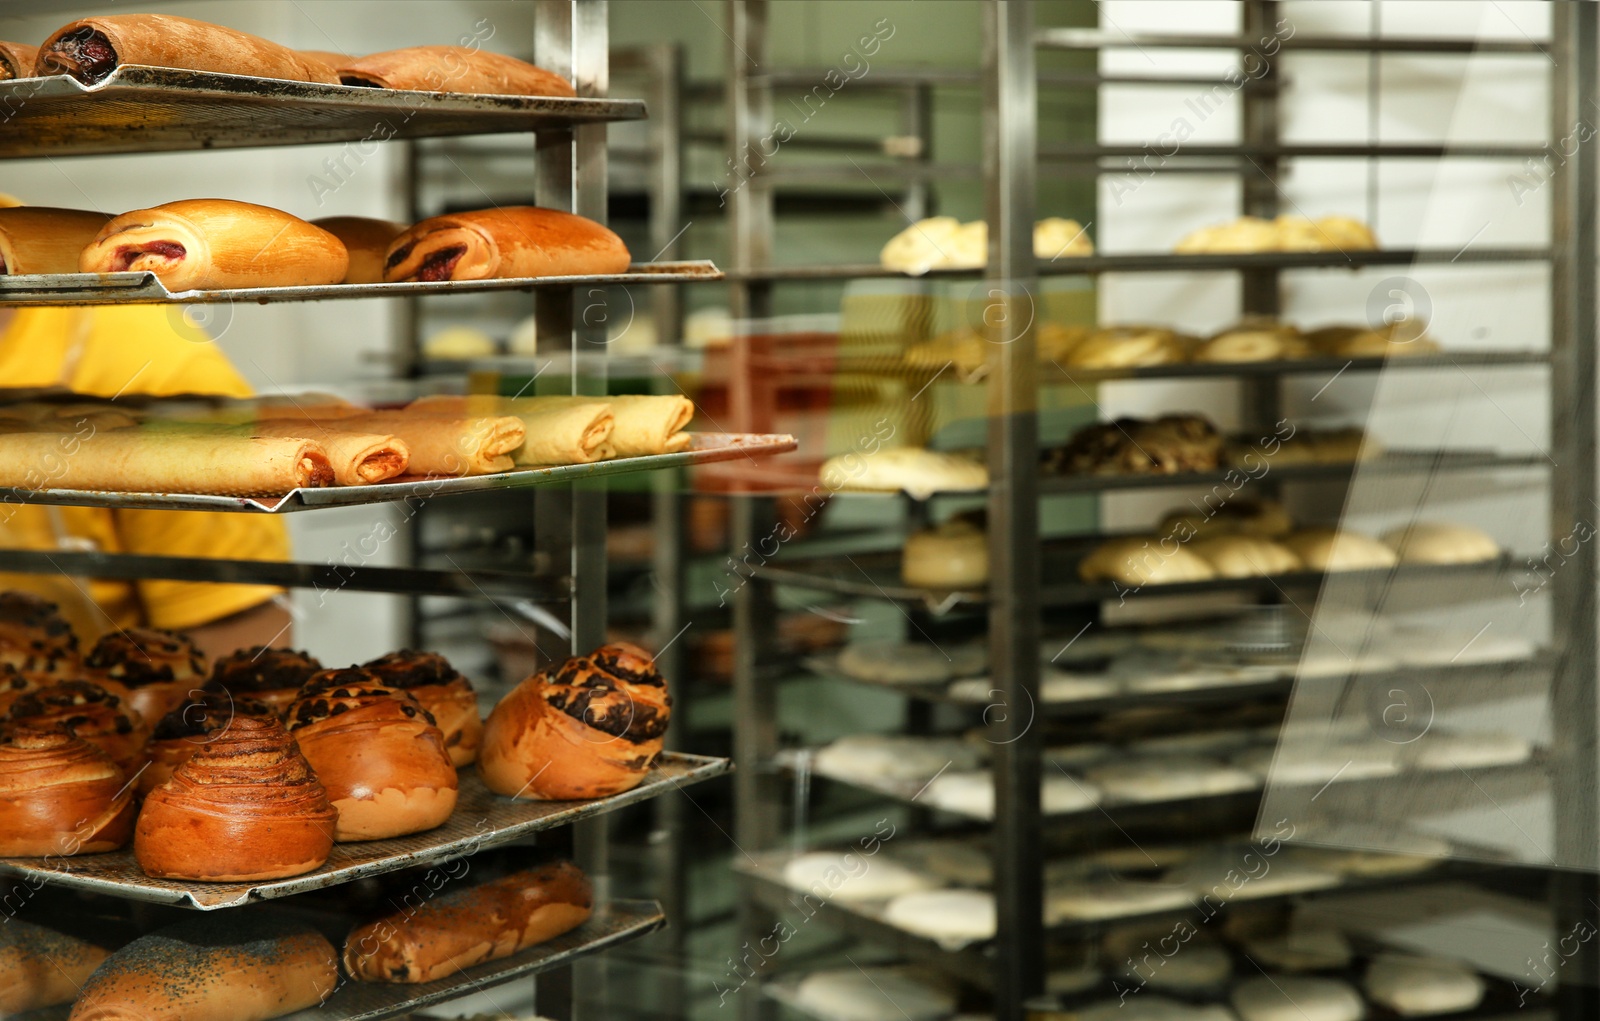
0, 303, 293, 656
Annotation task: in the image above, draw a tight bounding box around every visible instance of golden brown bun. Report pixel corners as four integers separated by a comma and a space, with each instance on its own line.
343, 861, 592, 983
1078, 537, 1216, 586
136, 714, 335, 881
1189, 535, 1302, 577
311, 216, 408, 284
207, 646, 323, 716
287, 669, 459, 841
138, 689, 279, 797
6, 681, 145, 776
1282, 528, 1398, 572
337, 46, 575, 97
0, 919, 110, 1013
80, 199, 349, 291
84, 626, 208, 732
0, 42, 38, 81
903, 519, 988, 589
0, 722, 134, 856
362, 650, 482, 766
480, 642, 671, 800
1046, 414, 1223, 476
0, 663, 40, 716
38, 15, 342, 85
0, 590, 80, 663
0, 208, 113, 275
67, 914, 338, 1021
298, 49, 351, 67
383, 206, 630, 282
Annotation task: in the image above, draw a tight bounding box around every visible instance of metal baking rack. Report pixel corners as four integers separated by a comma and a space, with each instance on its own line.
0, 432, 796, 513
0, 754, 728, 910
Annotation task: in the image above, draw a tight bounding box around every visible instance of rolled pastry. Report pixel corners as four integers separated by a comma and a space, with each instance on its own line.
0, 42, 38, 81
0, 208, 113, 275
0, 722, 135, 857
310, 216, 408, 284
249, 421, 410, 485
80, 199, 350, 291
6, 681, 146, 775
383, 206, 631, 282
0, 918, 110, 1014
406, 394, 617, 464
576, 394, 691, 456
337, 46, 576, 97
0, 431, 333, 495
342, 412, 523, 476
37, 14, 342, 85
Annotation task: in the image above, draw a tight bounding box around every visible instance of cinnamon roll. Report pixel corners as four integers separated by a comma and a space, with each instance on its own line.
286, 669, 458, 841
139, 690, 279, 797
207, 646, 323, 716
480, 642, 672, 800
6, 681, 145, 776
0, 722, 135, 856
84, 627, 208, 732
362, 650, 482, 766
135, 714, 337, 881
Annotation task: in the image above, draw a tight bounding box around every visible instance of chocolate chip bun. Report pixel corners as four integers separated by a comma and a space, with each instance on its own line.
6, 680, 145, 775
0, 591, 80, 675
84, 627, 208, 731
207, 646, 323, 715
362, 650, 483, 767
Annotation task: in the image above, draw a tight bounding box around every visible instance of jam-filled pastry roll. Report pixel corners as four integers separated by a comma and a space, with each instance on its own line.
135, 715, 337, 881
0, 208, 113, 275
139, 690, 279, 797
6, 681, 145, 777
0, 722, 135, 856
84, 626, 208, 731
37, 14, 342, 85
79, 199, 350, 290
67, 914, 339, 1021
480, 642, 672, 800
0, 42, 38, 81
337, 46, 575, 97
287, 669, 458, 841
247, 421, 411, 486
362, 650, 482, 766
206, 646, 323, 716
343, 861, 592, 983
0, 917, 111, 1014
383, 206, 631, 282
310, 216, 408, 285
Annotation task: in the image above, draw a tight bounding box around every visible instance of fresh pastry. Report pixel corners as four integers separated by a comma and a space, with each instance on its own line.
330, 411, 524, 476
247, 422, 410, 485
1195, 319, 1309, 363
819, 447, 988, 500
1046, 414, 1224, 475
83, 627, 208, 730
1175, 215, 1377, 254
80, 199, 349, 290
139, 690, 280, 797
1079, 537, 1216, 585
1283, 528, 1399, 571
383, 206, 630, 282
1380, 522, 1500, 564
1034, 217, 1094, 258
362, 650, 483, 766
1305, 323, 1439, 357
1190, 535, 1301, 577
0, 208, 113, 275
903, 518, 988, 589
337, 46, 576, 97
1064, 326, 1189, 369
342, 861, 592, 983
37, 14, 342, 85
412, 392, 697, 461
0, 432, 334, 495
480, 642, 671, 800
1363, 955, 1485, 1016
1159, 497, 1293, 539
879, 216, 986, 275
207, 646, 324, 715
0, 42, 38, 81
6, 681, 144, 775
310, 216, 408, 284
0, 917, 110, 1014
882, 889, 996, 948
0, 591, 80, 669
0, 722, 135, 856
67, 914, 339, 1021
1231, 975, 1365, 1021
1174, 216, 1279, 254
286, 669, 458, 841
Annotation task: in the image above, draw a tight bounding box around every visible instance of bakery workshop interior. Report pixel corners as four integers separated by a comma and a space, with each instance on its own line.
0, 0, 1587, 1019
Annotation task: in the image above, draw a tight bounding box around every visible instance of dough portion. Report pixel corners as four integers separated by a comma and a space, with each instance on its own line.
782, 851, 940, 902
837, 640, 985, 684
1196, 320, 1309, 363
1176, 214, 1377, 254
1363, 955, 1485, 1016
1048, 414, 1223, 475
1243, 929, 1353, 972
1190, 536, 1302, 578
1409, 730, 1532, 771
1086, 756, 1259, 802
1380, 522, 1501, 564
1117, 943, 1234, 991
922, 769, 1100, 819
1231, 975, 1365, 1021
883, 889, 997, 948
813, 734, 983, 785
1045, 879, 1194, 922
1066, 326, 1190, 369
820, 447, 988, 499
903, 518, 989, 589
1282, 529, 1398, 572
795, 967, 955, 1021
1162, 498, 1293, 540
1079, 538, 1217, 586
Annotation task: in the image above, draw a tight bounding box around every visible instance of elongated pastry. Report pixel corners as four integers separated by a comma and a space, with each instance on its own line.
0, 207, 113, 275
136, 715, 337, 881
207, 646, 323, 715
68, 914, 338, 1021
0, 42, 38, 81
383, 206, 631, 282
84, 627, 208, 729
0, 431, 333, 495
248, 421, 409, 485
287, 669, 458, 841
337, 46, 575, 97
140, 689, 279, 796
0, 722, 135, 856
362, 650, 482, 767
38, 15, 342, 86
338, 412, 524, 476
406, 394, 616, 464
311, 216, 408, 284
80, 199, 349, 291
299, 49, 351, 68
343, 861, 592, 983
0, 917, 111, 1013
7, 681, 145, 775
480, 642, 672, 800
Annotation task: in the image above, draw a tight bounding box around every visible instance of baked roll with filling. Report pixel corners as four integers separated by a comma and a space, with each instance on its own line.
287, 669, 459, 841
0, 722, 135, 856
37, 14, 342, 85
139, 689, 279, 797
310, 215, 408, 284
0, 42, 38, 81
0, 208, 113, 275
6, 681, 144, 775
362, 650, 482, 766
80, 199, 350, 291
84, 626, 208, 731
207, 646, 324, 715
135, 714, 337, 881
0, 917, 111, 1014
336, 46, 575, 97
383, 206, 631, 282
480, 642, 672, 800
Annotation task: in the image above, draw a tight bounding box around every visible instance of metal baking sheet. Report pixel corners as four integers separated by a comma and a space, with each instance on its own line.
0, 432, 797, 514
0, 65, 645, 159
0, 261, 722, 307
0, 753, 729, 910
1039, 450, 1547, 495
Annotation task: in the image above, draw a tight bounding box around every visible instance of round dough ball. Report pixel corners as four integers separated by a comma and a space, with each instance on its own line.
796, 967, 955, 1021
1380, 522, 1500, 565
1079, 537, 1216, 586
782, 851, 939, 902
1364, 955, 1484, 1017
903, 519, 988, 589
1232, 975, 1365, 1021
1282, 528, 1398, 572
1191, 536, 1302, 578
820, 447, 988, 500
884, 889, 996, 948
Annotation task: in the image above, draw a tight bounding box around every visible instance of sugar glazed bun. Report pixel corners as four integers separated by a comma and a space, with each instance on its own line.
207, 646, 324, 715
84, 626, 208, 731
0, 917, 111, 1014
135, 714, 336, 881
139, 689, 280, 797
6, 681, 145, 775
0, 722, 135, 856
480, 642, 672, 800
362, 650, 483, 766
287, 669, 459, 841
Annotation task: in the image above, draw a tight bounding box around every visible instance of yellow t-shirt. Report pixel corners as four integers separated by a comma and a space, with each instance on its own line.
0, 305, 289, 637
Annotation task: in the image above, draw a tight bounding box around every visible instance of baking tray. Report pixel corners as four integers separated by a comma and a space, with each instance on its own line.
0, 432, 797, 514
0, 261, 722, 307
0, 65, 645, 159
0, 753, 730, 910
